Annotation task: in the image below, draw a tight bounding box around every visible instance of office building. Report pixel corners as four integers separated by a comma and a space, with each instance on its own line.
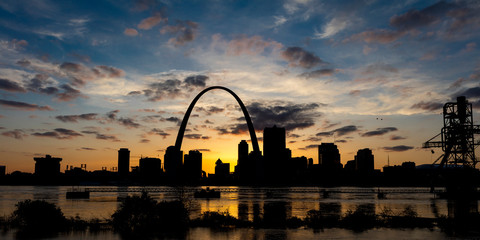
263, 125, 290, 182
355, 148, 374, 173
215, 159, 230, 179
164, 146, 183, 178
184, 150, 202, 180
118, 148, 130, 177
0, 165, 5, 177
318, 143, 342, 170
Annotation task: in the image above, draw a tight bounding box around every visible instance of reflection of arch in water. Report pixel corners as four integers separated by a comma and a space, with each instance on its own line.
174, 86, 260, 153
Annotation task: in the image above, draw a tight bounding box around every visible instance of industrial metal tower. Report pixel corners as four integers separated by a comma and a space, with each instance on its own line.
423, 96, 480, 168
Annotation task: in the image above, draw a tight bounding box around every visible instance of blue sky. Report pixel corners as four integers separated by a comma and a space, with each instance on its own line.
0, 0, 479, 173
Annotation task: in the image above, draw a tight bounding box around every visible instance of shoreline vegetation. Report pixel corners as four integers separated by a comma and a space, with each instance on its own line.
1, 193, 480, 238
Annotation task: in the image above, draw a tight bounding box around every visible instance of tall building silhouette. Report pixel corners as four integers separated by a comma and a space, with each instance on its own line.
215, 159, 230, 180
0, 165, 5, 177
184, 150, 202, 181
34, 155, 62, 177
164, 146, 183, 179
263, 125, 290, 183
318, 143, 342, 170
118, 148, 130, 177
355, 148, 374, 173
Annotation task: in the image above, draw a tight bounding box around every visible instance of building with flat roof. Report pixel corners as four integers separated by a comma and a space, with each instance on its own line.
118, 148, 130, 177
34, 155, 62, 176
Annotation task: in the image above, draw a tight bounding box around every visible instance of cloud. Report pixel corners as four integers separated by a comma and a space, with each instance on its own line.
136, 75, 208, 101
79, 147, 96, 151
124, 28, 139, 36
59, 62, 125, 87
281, 47, 324, 68
315, 17, 349, 39
2, 129, 27, 139
165, 116, 181, 124
184, 134, 210, 140
196, 106, 224, 115
390, 135, 407, 140
345, 29, 405, 44
140, 139, 150, 143
383, 145, 414, 152
194, 149, 210, 152
25, 74, 58, 95
299, 144, 318, 150
455, 87, 480, 99
118, 117, 141, 128
316, 125, 359, 137
56, 113, 98, 122
184, 75, 208, 88
138, 11, 167, 30
132, 0, 158, 11
300, 69, 335, 79
389, 1, 454, 31
246, 101, 323, 131
94, 65, 125, 78
362, 127, 397, 137
32, 128, 83, 139
0, 78, 26, 92
161, 20, 198, 46
226, 35, 283, 56
56, 84, 85, 102
0, 99, 53, 111
410, 101, 443, 111
81, 130, 120, 142
149, 128, 170, 138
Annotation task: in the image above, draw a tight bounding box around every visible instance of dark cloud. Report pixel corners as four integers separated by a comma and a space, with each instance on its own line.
32, 128, 83, 139
2, 129, 27, 139
300, 69, 335, 79
316, 125, 359, 137
246, 101, 323, 131
81, 130, 120, 142
80, 147, 96, 151
204, 120, 214, 124
184, 75, 208, 88
60, 62, 85, 73
25, 74, 55, 94
281, 47, 324, 69
362, 127, 397, 137
165, 116, 181, 124
149, 128, 170, 138
56, 113, 98, 123
56, 84, 85, 102
411, 101, 443, 111
299, 144, 318, 150
118, 117, 141, 128
140, 139, 150, 143
128, 91, 142, 95
194, 149, 210, 152
304, 136, 322, 142
383, 145, 414, 152
456, 87, 480, 99
390, 135, 407, 140
0, 99, 53, 111
94, 65, 125, 78
448, 77, 469, 90
184, 134, 210, 140
0, 78, 26, 92
161, 20, 199, 46
16, 59, 31, 67
335, 140, 347, 143
196, 106, 224, 115
144, 79, 182, 101
216, 123, 248, 135
389, 1, 455, 31
107, 110, 119, 120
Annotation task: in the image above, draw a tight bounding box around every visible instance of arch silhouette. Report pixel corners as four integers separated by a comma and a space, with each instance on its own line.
174, 86, 260, 153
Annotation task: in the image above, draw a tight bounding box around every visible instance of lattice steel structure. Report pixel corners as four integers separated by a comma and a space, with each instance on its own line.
423, 96, 480, 168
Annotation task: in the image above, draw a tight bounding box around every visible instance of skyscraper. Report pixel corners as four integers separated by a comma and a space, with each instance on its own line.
318, 143, 342, 169
263, 125, 290, 183
184, 150, 202, 181
118, 148, 130, 177
164, 146, 183, 179
355, 148, 374, 173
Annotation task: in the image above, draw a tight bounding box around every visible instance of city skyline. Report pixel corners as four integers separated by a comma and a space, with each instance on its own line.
1, 0, 480, 174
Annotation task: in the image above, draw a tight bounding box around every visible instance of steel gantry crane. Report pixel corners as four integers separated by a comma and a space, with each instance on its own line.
423, 96, 480, 168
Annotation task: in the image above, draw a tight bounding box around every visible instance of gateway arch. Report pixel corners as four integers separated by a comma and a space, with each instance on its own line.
174, 86, 260, 153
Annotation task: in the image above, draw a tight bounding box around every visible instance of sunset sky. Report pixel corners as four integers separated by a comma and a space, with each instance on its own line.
0, 0, 479, 174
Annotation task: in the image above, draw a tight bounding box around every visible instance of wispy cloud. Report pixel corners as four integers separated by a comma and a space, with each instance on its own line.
0, 99, 53, 111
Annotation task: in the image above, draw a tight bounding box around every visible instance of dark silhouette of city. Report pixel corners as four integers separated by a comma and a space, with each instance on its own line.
1, 87, 479, 194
